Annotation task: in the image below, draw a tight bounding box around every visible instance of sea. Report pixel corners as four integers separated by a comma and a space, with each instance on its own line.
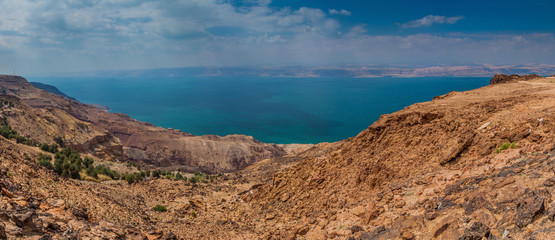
30, 76, 490, 144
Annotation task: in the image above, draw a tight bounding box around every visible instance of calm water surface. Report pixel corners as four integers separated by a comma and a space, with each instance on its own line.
31, 76, 489, 144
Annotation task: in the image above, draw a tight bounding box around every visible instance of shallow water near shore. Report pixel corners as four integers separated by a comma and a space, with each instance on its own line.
31, 76, 489, 144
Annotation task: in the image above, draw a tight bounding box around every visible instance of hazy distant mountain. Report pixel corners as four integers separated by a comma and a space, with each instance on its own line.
62, 64, 555, 78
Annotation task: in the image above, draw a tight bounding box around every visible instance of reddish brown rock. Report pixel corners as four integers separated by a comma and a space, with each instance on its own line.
489, 74, 541, 85
515, 190, 546, 228
458, 222, 490, 240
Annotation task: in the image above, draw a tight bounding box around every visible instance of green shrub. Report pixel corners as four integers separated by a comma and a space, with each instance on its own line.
86, 165, 98, 178
0, 125, 16, 139
0, 119, 118, 181
124, 172, 143, 184
153, 205, 167, 212
499, 142, 511, 151
83, 157, 94, 168
38, 153, 54, 169
190, 210, 196, 218
189, 176, 200, 183
496, 142, 517, 153
175, 172, 184, 180
53, 136, 65, 148
40, 143, 59, 153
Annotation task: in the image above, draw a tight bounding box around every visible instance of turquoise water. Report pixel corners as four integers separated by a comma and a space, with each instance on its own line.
30, 76, 489, 144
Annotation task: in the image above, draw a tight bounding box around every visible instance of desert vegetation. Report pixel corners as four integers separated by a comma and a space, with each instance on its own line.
2, 112, 220, 185
0, 116, 37, 146
152, 205, 167, 212
495, 141, 516, 153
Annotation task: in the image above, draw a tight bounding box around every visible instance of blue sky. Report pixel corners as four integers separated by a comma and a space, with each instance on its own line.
270, 0, 555, 33
0, 0, 554, 75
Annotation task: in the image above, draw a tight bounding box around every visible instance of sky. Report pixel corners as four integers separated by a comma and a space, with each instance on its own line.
0, 0, 554, 75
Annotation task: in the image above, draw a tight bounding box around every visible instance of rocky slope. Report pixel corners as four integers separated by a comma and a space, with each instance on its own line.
0, 75, 285, 173
2, 74, 555, 239
236, 74, 555, 239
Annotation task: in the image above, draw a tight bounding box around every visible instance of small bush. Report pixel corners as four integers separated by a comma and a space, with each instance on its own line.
40, 143, 59, 153
189, 176, 200, 183
496, 142, 517, 153
38, 153, 54, 169
124, 172, 143, 184
53, 136, 65, 148
83, 157, 94, 168
499, 142, 511, 151
86, 165, 98, 178
175, 172, 184, 181
190, 210, 196, 218
95, 165, 119, 180
153, 205, 167, 212
152, 170, 161, 178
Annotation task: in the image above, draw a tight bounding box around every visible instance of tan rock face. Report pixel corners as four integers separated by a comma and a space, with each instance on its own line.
0, 75, 285, 173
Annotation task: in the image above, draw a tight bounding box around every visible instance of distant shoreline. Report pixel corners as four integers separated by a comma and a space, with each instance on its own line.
27, 64, 555, 79
91, 104, 110, 112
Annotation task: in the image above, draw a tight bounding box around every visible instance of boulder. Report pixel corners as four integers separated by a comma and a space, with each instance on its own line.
515, 190, 546, 228
458, 222, 490, 240
489, 74, 541, 85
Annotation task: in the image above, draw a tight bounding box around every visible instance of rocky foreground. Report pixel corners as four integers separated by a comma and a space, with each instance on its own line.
2, 74, 555, 239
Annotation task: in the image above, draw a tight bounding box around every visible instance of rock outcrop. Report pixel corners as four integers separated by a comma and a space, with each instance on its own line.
489, 74, 542, 85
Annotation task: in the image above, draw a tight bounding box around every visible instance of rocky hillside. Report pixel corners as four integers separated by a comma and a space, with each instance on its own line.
237, 74, 555, 239
2, 74, 555, 239
0, 75, 285, 173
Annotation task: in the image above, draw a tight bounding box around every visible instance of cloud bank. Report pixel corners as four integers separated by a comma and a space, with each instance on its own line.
329, 9, 352, 16
400, 15, 464, 28
0, 0, 553, 75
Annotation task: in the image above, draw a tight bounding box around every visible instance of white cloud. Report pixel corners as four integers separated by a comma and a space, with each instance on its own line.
329, 9, 351, 16
0, 1, 552, 75
400, 15, 464, 28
